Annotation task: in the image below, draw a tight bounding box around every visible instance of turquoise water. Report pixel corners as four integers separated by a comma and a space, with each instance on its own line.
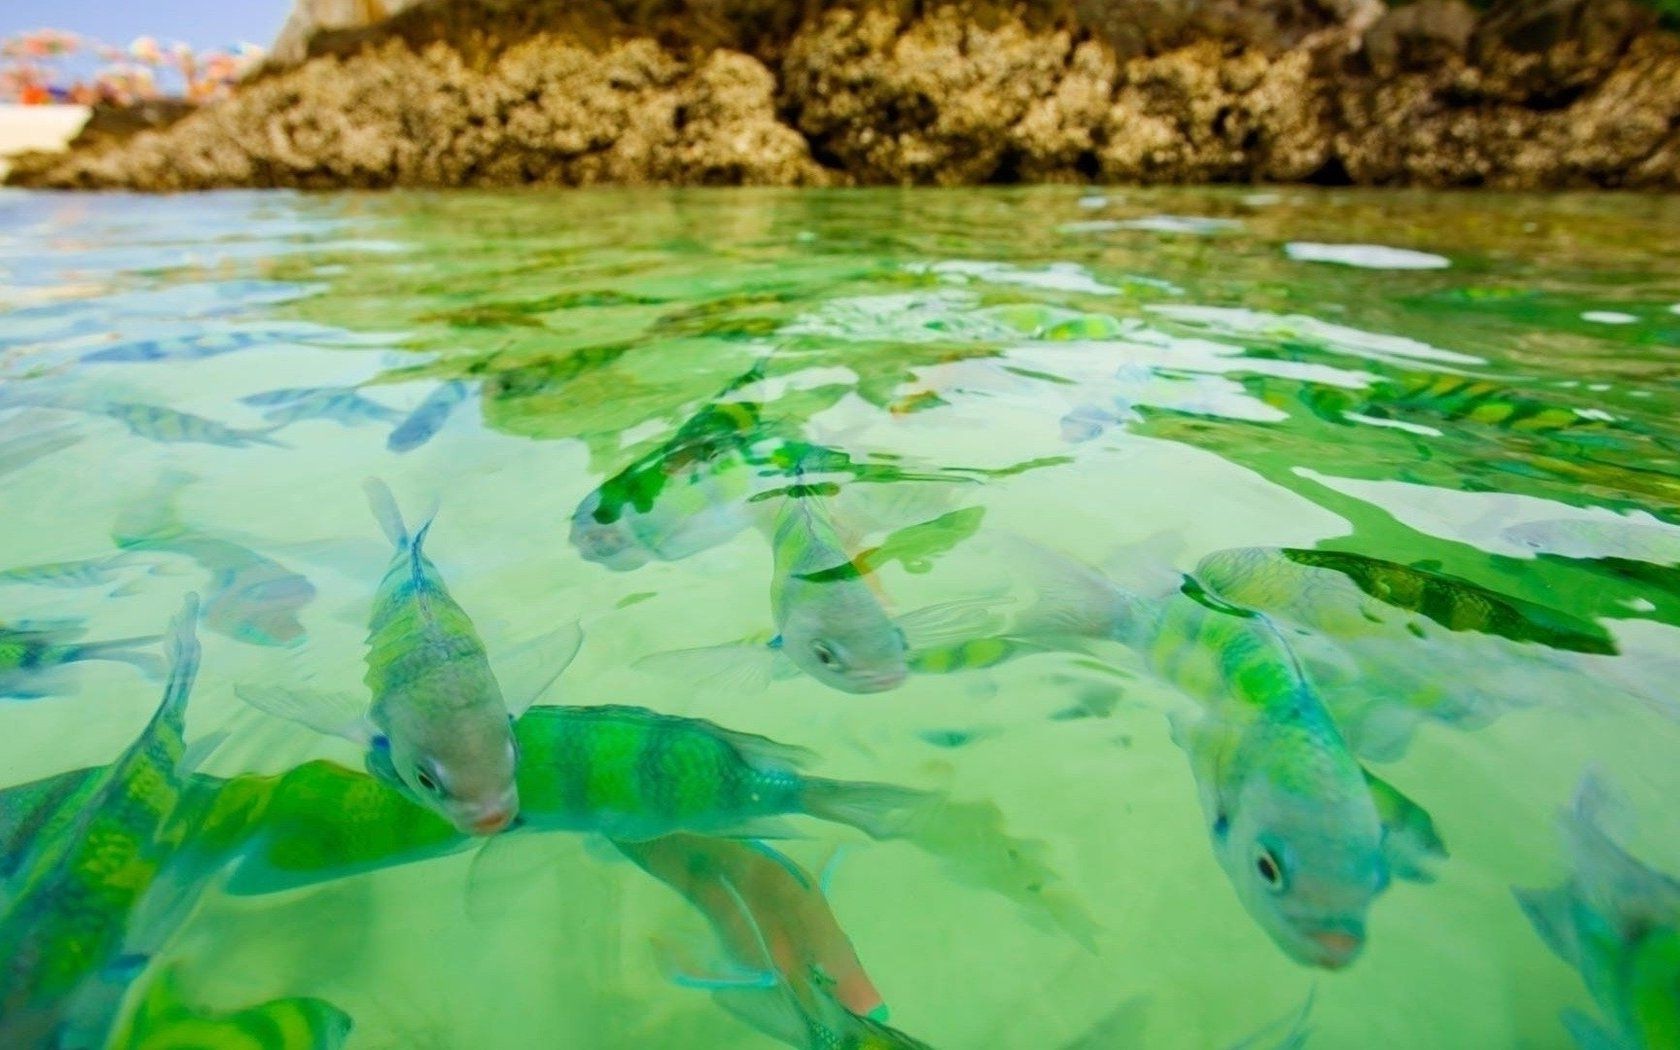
2, 186, 1679, 1048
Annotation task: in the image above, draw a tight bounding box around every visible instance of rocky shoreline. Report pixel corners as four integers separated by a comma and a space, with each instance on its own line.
8, 0, 1680, 190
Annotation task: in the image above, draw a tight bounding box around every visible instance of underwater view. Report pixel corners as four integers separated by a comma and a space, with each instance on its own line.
2, 185, 1680, 1049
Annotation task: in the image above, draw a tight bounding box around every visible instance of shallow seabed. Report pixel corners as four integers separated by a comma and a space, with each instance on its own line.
2, 186, 1680, 1049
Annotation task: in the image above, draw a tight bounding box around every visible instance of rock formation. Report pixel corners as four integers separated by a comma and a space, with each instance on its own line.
8, 0, 1680, 189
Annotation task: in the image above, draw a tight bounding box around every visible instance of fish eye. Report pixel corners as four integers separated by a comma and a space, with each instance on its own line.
811, 641, 838, 667
1256, 849, 1286, 892
414, 767, 446, 796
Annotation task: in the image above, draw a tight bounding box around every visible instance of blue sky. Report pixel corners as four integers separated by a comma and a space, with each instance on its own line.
3, 1, 291, 49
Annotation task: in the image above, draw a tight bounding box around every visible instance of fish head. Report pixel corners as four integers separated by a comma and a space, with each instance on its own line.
1214, 774, 1387, 970
569, 495, 651, 571
779, 597, 909, 694
379, 714, 520, 836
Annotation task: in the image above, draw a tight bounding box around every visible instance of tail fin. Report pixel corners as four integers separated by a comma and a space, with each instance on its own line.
70, 635, 166, 678
800, 778, 937, 841
363, 477, 410, 550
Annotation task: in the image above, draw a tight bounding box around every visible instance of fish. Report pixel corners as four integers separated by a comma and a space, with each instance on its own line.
0, 595, 212, 1049
386, 380, 469, 453
241, 479, 578, 837
499, 704, 929, 843
652, 851, 934, 1050
1019, 544, 1443, 968
81, 330, 286, 365
0, 619, 163, 699
110, 968, 352, 1050
241, 386, 403, 430
101, 402, 285, 449
1515, 775, 1680, 1050
767, 480, 911, 694
0, 556, 130, 591
615, 836, 886, 1021
115, 472, 315, 647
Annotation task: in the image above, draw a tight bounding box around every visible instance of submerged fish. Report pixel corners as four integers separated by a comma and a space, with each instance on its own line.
115, 473, 315, 647
110, 969, 352, 1050
102, 402, 284, 449
616, 835, 885, 1021
0, 595, 210, 1049
386, 381, 469, 453
0, 556, 129, 591
241, 386, 403, 430
82, 330, 285, 365
0, 619, 161, 699
242, 480, 578, 838
646, 842, 932, 1050
1515, 775, 1680, 1050
1021, 546, 1443, 969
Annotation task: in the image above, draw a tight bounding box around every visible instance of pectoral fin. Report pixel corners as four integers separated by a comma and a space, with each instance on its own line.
234, 684, 375, 746
633, 640, 780, 697
494, 620, 585, 717
1363, 767, 1447, 882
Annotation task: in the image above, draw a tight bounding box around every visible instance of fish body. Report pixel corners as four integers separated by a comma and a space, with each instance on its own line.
102, 402, 283, 449
82, 330, 280, 365
243, 387, 402, 430
362, 479, 518, 836
769, 486, 908, 694
386, 380, 469, 453
0, 621, 162, 698
1516, 777, 1680, 1050
112, 969, 351, 1050
506, 705, 925, 843
1120, 587, 1389, 969
0, 596, 204, 1048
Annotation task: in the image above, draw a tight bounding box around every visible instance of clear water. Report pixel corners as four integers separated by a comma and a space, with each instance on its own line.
3, 186, 1680, 1049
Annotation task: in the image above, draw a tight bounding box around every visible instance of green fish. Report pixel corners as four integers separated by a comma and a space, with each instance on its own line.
111, 969, 351, 1050
0, 619, 162, 699
1516, 776, 1680, 1050
1023, 547, 1442, 968
0, 595, 208, 1049
241, 479, 580, 837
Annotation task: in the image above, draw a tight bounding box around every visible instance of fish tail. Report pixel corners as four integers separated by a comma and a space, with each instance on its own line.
800, 777, 937, 840
69, 634, 166, 678
141, 594, 202, 744
363, 477, 411, 550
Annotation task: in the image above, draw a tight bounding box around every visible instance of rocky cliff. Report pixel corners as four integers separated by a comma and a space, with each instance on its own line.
9, 0, 1680, 189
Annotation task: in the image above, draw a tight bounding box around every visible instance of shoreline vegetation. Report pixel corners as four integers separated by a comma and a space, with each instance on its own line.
6, 0, 1680, 191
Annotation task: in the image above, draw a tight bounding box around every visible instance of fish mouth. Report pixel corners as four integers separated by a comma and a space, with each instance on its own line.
1301, 925, 1365, 970
461, 801, 517, 836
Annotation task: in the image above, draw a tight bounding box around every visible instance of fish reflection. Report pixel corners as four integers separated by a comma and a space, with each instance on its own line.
0, 595, 212, 1049
115, 472, 315, 647
0, 617, 162, 699
111, 970, 352, 1050
242, 480, 568, 838
633, 836, 931, 1049
1025, 545, 1443, 968
1516, 776, 1680, 1050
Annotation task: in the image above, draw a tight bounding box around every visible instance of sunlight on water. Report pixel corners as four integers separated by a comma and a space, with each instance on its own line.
2, 186, 1679, 1049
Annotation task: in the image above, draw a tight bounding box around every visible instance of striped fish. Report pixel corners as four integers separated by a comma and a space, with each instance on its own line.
112, 969, 351, 1050
241, 386, 402, 429
0, 619, 162, 699
0, 596, 207, 1048
386, 380, 469, 453
102, 402, 284, 449
0, 556, 127, 590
